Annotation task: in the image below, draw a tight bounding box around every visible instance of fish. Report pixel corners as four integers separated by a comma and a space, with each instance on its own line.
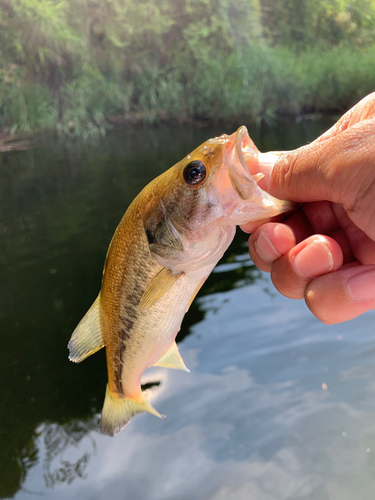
68, 126, 295, 436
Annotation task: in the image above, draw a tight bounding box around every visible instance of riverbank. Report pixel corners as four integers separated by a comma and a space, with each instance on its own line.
1, 44, 374, 139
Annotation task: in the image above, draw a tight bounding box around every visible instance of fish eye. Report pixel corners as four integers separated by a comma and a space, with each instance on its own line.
183, 161, 207, 186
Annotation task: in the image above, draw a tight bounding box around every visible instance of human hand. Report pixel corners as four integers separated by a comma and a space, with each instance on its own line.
242, 92, 375, 324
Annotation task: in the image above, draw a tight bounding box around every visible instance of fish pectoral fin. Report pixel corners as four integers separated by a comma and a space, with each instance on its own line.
154, 341, 190, 372
100, 385, 165, 436
68, 294, 104, 363
139, 267, 183, 310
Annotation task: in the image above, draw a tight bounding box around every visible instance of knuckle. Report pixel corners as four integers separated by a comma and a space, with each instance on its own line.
344, 175, 375, 224
331, 121, 375, 208
272, 151, 302, 194
272, 144, 323, 200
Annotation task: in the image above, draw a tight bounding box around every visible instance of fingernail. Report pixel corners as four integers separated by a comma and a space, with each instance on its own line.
292, 239, 334, 279
257, 153, 279, 189
255, 230, 281, 262
347, 269, 375, 303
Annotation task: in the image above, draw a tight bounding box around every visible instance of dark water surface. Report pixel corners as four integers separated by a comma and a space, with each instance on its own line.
1, 119, 375, 500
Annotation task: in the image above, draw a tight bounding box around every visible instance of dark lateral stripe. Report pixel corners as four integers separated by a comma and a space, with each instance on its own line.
114, 244, 157, 394
115, 316, 133, 393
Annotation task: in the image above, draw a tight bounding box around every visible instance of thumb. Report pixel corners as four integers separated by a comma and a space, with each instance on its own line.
256, 120, 375, 238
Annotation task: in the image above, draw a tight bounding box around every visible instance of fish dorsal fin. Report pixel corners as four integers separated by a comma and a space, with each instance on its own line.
68, 295, 104, 363
139, 268, 183, 310
153, 342, 190, 372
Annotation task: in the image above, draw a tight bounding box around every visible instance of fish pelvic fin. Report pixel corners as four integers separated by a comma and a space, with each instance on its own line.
154, 341, 190, 372
100, 385, 165, 436
68, 295, 104, 363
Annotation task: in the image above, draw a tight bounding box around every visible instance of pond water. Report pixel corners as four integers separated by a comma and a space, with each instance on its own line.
1, 119, 375, 500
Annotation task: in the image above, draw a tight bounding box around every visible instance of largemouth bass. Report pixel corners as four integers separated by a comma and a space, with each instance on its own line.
68, 126, 294, 436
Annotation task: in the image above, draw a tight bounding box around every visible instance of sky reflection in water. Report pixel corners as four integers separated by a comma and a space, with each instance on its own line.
19, 285, 375, 500
1, 120, 375, 500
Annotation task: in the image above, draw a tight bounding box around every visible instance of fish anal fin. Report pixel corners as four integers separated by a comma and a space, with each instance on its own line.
139, 267, 183, 310
68, 295, 104, 363
154, 341, 190, 372
100, 385, 165, 436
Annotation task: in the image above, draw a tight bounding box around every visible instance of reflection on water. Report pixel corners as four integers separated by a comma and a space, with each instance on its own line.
1, 119, 375, 500
41, 420, 97, 489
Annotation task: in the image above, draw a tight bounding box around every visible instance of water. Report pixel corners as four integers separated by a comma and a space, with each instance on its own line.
1, 119, 375, 500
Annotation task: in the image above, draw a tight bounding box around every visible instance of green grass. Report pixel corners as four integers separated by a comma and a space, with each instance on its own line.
1, 44, 375, 137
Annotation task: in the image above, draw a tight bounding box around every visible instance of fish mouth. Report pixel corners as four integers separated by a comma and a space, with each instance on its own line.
215, 126, 296, 224
224, 125, 258, 200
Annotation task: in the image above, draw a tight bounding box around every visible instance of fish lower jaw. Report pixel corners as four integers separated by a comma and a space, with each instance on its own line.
222, 195, 296, 225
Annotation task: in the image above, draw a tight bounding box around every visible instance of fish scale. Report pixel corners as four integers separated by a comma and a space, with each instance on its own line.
123, 266, 211, 388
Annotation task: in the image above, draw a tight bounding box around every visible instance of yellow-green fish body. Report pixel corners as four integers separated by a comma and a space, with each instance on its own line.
68, 126, 294, 436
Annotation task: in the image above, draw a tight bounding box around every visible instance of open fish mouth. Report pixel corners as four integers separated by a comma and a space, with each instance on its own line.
216, 126, 297, 224
224, 125, 258, 200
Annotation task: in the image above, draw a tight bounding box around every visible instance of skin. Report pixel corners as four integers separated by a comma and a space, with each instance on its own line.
241, 92, 375, 325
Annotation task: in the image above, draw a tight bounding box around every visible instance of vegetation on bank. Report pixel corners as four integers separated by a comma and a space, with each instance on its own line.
1, 0, 375, 136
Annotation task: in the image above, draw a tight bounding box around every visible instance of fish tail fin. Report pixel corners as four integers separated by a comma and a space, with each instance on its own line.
100, 385, 165, 436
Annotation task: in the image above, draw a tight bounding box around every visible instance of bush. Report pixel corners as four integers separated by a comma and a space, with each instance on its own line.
1, 0, 375, 136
